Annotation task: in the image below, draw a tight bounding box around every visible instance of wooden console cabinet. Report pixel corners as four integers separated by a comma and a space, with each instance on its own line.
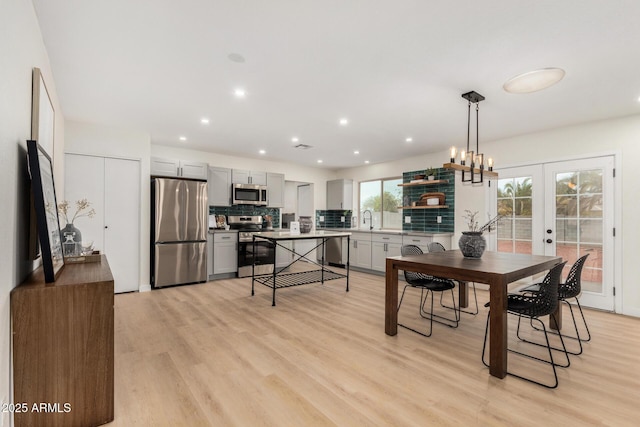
11, 255, 114, 427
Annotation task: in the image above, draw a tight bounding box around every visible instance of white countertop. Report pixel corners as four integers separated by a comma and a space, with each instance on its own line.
254, 230, 351, 240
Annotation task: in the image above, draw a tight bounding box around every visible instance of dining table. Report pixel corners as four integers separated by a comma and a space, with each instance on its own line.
385, 250, 562, 379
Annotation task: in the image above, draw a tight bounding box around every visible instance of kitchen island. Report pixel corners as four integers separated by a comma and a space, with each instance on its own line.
251, 230, 351, 305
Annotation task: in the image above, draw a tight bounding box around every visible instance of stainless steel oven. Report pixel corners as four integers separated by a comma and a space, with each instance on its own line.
232, 183, 268, 206
228, 215, 275, 277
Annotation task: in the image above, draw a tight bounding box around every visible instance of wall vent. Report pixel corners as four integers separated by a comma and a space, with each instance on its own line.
293, 143, 313, 149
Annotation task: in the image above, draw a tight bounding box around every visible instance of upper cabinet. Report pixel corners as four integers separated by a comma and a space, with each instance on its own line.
327, 179, 353, 210
208, 166, 232, 206
231, 169, 267, 185
266, 172, 285, 208
151, 157, 208, 180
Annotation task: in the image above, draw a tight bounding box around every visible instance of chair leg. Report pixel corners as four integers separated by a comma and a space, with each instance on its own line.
399, 288, 434, 337
515, 312, 571, 366
573, 297, 592, 342
528, 298, 590, 355
421, 289, 459, 328
441, 282, 479, 315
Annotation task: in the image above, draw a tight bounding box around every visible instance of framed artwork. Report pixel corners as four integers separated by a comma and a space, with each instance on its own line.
27, 140, 64, 282
31, 67, 55, 160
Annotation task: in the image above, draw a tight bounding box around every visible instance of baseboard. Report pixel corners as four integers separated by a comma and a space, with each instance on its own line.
139, 284, 151, 292
622, 306, 640, 318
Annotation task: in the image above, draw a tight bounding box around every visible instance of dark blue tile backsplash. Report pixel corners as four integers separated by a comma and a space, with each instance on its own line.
401, 168, 454, 233
315, 210, 352, 229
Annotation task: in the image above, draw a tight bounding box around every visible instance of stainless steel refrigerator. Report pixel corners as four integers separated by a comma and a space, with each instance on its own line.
151, 178, 208, 287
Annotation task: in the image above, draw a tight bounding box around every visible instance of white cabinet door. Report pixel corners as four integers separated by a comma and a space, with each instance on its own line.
213, 233, 237, 274
326, 179, 353, 210
151, 157, 179, 177
104, 158, 140, 293
65, 154, 140, 293
353, 239, 372, 269
232, 169, 267, 185
180, 160, 208, 180
276, 240, 293, 270
208, 166, 232, 206
250, 171, 267, 185
207, 232, 214, 278
267, 172, 284, 208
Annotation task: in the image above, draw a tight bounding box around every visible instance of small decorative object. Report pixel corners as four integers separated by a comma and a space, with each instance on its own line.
263, 214, 273, 230
299, 216, 313, 233
459, 210, 503, 258
58, 198, 96, 252
425, 167, 437, 180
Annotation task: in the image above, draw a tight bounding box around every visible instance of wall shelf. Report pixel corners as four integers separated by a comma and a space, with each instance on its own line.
442, 163, 499, 178
401, 205, 449, 210
398, 179, 448, 187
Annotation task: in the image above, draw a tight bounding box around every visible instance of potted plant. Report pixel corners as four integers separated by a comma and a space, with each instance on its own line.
459, 210, 502, 258
425, 167, 437, 180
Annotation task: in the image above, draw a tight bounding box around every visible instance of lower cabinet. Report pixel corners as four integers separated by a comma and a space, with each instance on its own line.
350, 232, 372, 269
371, 234, 403, 272
276, 240, 294, 270
209, 231, 238, 279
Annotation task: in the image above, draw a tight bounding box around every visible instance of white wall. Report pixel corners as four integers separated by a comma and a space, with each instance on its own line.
336, 114, 640, 317
151, 145, 336, 211
65, 120, 151, 290
0, 0, 66, 422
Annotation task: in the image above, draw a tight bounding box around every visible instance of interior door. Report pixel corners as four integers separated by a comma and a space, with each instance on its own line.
544, 157, 615, 311
104, 157, 140, 293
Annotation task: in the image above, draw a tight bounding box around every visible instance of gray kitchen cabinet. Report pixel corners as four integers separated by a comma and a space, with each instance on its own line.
267, 172, 285, 207
208, 166, 232, 206
232, 169, 267, 185
209, 231, 238, 279
371, 233, 402, 272
350, 232, 372, 269
151, 156, 208, 180
327, 179, 353, 210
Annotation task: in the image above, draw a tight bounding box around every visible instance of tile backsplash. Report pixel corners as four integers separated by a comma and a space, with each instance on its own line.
401, 168, 454, 233
315, 210, 353, 229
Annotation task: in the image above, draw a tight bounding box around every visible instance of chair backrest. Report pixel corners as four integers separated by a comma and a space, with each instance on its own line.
533, 261, 567, 317
427, 242, 445, 253
560, 254, 589, 299
401, 244, 431, 283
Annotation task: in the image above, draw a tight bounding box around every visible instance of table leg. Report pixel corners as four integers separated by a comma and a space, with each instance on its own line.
385, 258, 399, 336
489, 279, 508, 378
458, 281, 469, 308
550, 303, 562, 330
345, 236, 350, 292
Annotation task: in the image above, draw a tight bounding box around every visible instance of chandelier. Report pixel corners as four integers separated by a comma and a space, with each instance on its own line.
444, 91, 496, 183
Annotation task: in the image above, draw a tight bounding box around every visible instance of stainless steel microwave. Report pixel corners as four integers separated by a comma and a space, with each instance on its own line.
232, 183, 268, 205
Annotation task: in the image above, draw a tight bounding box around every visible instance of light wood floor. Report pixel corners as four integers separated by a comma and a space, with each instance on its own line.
109, 270, 640, 426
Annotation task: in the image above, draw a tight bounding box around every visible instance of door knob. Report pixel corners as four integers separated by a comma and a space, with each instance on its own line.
104, 226, 108, 229
546, 239, 553, 243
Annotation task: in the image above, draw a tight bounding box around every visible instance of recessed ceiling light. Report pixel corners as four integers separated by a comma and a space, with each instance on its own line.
354, 150, 360, 155
503, 67, 565, 94
179, 136, 187, 142
317, 159, 323, 164
201, 118, 210, 124
291, 137, 299, 143
339, 118, 349, 126
259, 149, 266, 155
234, 88, 246, 98
637, 95, 640, 103
365, 160, 370, 164
405, 137, 413, 143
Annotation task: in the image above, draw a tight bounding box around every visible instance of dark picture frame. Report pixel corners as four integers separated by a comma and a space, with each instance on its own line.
27, 140, 64, 282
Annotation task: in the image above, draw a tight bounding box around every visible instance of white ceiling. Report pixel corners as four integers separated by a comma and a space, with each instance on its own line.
32, 0, 640, 169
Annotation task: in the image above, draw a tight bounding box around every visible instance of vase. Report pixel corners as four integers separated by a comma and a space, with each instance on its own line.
60, 223, 82, 256
458, 231, 486, 259
299, 216, 313, 233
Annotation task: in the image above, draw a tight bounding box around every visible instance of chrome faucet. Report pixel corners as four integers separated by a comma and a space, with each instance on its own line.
362, 210, 373, 230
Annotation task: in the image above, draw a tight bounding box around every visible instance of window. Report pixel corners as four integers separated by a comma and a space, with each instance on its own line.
497, 176, 533, 254
359, 177, 402, 229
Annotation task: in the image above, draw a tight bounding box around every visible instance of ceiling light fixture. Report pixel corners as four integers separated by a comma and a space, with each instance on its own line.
179, 136, 187, 142
405, 137, 413, 143
291, 137, 299, 143
234, 88, 246, 98
354, 150, 360, 155
259, 149, 266, 155
317, 159, 323, 164
444, 91, 497, 184
365, 160, 370, 164
503, 67, 565, 94
339, 118, 349, 126
201, 118, 210, 124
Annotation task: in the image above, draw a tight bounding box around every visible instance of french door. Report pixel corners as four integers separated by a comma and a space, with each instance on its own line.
496, 156, 615, 311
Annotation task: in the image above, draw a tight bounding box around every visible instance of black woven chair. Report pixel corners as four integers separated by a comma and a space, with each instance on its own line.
428, 242, 478, 315
481, 261, 569, 388
398, 245, 459, 337
522, 254, 591, 355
